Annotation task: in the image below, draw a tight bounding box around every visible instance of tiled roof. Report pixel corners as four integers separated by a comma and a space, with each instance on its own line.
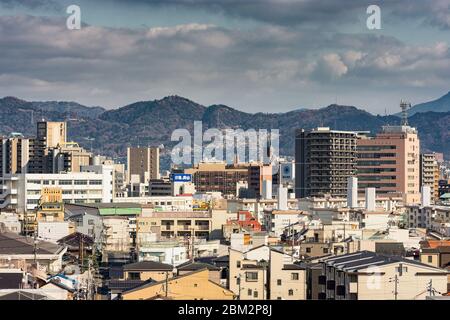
321, 251, 445, 272
0, 232, 65, 255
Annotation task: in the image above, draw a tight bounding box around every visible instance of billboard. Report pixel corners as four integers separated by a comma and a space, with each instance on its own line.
171, 173, 192, 182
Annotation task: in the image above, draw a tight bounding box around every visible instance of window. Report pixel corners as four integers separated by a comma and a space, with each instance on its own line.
236, 261, 241, 268
253, 291, 258, 298
74, 180, 88, 185
89, 180, 102, 185
247, 289, 252, 296
245, 272, 258, 282
277, 279, 282, 286
288, 289, 294, 296
128, 272, 140, 280
88, 219, 95, 225
306, 247, 311, 253
323, 248, 329, 254
428, 256, 433, 263
291, 273, 299, 280
59, 180, 73, 185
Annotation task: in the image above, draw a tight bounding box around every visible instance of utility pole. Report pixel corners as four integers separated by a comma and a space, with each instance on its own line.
427, 279, 434, 296
191, 227, 195, 261
165, 271, 169, 297
389, 274, 399, 300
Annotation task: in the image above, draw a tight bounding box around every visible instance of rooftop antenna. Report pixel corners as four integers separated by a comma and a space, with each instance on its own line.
400, 100, 411, 126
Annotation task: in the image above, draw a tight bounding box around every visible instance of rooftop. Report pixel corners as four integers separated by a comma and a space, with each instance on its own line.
0, 232, 65, 256
122, 261, 173, 272
321, 250, 445, 272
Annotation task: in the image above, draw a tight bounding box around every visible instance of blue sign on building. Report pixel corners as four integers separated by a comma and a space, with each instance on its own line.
170, 173, 192, 182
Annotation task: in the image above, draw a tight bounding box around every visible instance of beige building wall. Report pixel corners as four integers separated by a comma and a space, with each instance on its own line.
229, 249, 267, 300
355, 263, 447, 300
357, 126, 420, 204
122, 269, 235, 300
269, 250, 306, 300
123, 270, 172, 282
420, 153, 440, 202
127, 147, 159, 183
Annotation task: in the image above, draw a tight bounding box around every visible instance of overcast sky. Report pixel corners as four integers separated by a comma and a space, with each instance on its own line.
1, 0, 450, 114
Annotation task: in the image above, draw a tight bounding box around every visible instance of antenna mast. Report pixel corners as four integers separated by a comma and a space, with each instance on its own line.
400, 100, 411, 126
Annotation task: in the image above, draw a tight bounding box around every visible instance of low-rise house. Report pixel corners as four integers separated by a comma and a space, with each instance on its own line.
229, 245, 307, 300
0, 232, 66, 273
121, 269, 235, 300
177, 261, 222, 285
313, 250, 448, 300
137, 211, 212, 240
122, 261, 175, 282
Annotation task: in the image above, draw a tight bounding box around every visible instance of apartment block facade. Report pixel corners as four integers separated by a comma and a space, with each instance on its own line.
295, 127, 357, 198
127, 147, 160, 183
313, 251, 447, 300
185, 162, 272, 198
420, 153, 440, 202
0, 165, 114, 213
357, 125, 420, 204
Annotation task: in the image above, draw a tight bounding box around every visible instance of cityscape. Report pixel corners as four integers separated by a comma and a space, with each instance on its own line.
0, 0, 450, 305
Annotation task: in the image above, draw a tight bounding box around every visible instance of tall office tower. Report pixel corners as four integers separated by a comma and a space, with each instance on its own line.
0, 135, 30, 176
357, 125, 420, 204
420, 153, 440, 203
295, 127, 357, 198
29, 121, 67, 173
127, 146, 160, 183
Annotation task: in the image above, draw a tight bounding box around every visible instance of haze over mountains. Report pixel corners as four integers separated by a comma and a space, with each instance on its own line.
0, 93, 449, 163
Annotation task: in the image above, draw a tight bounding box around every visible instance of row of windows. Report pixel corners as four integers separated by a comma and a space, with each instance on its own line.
28, 179, 103, 185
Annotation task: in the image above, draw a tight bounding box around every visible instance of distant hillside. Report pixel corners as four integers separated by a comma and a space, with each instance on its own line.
0, 95, 449, 165
396, 91, 450, 116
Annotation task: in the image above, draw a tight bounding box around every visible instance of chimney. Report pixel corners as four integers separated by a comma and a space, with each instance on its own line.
262, 179, 272, 200
278, 186, 288, 211
347, 177, 358, 208
421, 185, 431, 207
365, 188, 376, 211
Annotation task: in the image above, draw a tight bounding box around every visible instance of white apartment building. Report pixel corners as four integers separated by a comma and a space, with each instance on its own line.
0, 165, 113, 213
407, 205, 450, 233
115, 195, 194, 211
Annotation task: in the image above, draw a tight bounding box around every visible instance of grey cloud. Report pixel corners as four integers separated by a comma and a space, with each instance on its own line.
0, 15, 449, 114
96, 0, 450, 29
0, 0, 62, 9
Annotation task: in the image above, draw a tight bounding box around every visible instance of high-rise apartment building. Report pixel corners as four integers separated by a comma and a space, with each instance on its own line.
127, 146, 160, 183
0, 135, 30, 176
357, 125, 420, 204
29, 121, 67, 173
420, 153, 440, 202
295, 127, 357, 198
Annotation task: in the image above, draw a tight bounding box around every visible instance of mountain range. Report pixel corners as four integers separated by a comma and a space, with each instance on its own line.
0, 94, 449, 167
396, 91, 450, 116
